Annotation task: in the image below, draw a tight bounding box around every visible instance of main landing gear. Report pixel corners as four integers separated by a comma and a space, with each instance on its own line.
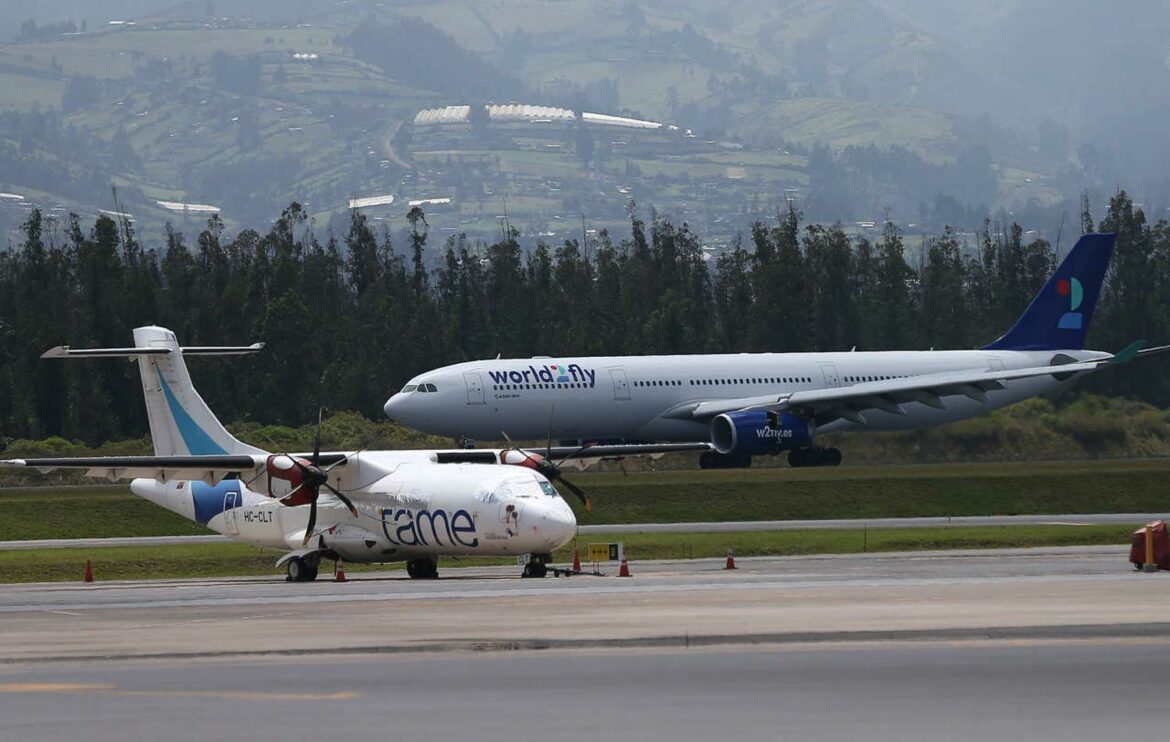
406, 557, 439, 579
788, 446, 842, 468
699, 451, 753, 469
522, 553, 551, 578
285, 554, 321, 582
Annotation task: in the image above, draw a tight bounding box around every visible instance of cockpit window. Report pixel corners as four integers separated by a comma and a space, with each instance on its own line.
401, 384, 418, 393
421, 383, 438, 393
539, 481, 559, 498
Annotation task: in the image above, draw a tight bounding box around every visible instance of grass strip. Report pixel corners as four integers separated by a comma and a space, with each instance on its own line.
3, 460, 1169, 540
0, 524, 1136, 584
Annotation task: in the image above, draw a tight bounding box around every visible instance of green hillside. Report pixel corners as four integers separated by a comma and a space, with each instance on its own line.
0, 0, 1148, 243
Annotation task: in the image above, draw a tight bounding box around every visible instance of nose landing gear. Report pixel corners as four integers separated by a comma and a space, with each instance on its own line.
521, 553, 551, 578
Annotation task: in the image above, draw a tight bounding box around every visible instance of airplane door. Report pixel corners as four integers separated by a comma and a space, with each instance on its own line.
463, 372, 486, 405
609, 368, 631, 401
223, 490, 239, 535
819, 363, 841, 388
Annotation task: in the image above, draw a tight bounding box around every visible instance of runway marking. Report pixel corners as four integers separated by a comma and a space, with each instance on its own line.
44, 610, 80, 616
0, 682, 359, 701
0, 683, 113, 692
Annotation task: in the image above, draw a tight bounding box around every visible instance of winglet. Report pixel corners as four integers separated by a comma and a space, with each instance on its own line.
1109, 340, 1147, 364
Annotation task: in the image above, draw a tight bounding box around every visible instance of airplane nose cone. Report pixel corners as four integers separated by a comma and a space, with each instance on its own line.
535, 501, 577, 550
383, 394, 402, 422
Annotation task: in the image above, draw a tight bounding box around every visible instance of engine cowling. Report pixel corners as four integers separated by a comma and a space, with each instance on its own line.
711, 411, 814, 455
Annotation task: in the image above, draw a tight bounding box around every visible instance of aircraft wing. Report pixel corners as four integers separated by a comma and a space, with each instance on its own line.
677, 358, 1110, 426
0, 454, 269, 484
541, 442, 713, 460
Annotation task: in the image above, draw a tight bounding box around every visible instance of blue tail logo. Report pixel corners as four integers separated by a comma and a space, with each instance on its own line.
982, 233, 1115, 351
1056, 277, 1084, 329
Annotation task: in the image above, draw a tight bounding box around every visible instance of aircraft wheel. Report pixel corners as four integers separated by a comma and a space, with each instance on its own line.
406, 558, 438, 579
522, 560, 549, 578
699, 451, 713, 469
286, 557, 316, 582
788, 449, 808, 468
824, 448, 842, 467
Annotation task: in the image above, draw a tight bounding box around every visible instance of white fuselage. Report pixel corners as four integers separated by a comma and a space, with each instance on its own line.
130, 460, 577, 563
385, 349, 1108, 442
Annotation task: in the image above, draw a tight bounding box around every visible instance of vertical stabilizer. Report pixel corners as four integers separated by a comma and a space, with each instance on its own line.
982, 233, 1115, 351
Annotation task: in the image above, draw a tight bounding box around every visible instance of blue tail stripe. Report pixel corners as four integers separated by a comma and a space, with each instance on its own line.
982, 233, 1115, 351
156, 367, 227, 455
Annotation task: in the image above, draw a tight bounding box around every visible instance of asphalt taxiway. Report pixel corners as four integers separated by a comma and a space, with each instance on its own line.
3, 546, 1170, 740
1, 545, 1168, 662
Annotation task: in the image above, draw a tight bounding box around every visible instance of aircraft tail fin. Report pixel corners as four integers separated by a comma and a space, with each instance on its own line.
982, 233, 1115, 351
42, 326, 265, 456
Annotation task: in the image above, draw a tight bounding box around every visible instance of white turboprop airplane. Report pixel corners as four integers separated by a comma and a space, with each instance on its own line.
1, 326, 707, 581
385, 233, 1168, 469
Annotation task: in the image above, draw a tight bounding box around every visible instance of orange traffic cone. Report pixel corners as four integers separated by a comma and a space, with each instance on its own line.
83, 559, 94, 583
618, 558, 631, 577
725, 548, 737, 570
334, 561, 348, 583
572, 549, 581, 573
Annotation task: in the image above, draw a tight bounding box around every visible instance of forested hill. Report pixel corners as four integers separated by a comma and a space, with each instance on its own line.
0, 191, 1167, 446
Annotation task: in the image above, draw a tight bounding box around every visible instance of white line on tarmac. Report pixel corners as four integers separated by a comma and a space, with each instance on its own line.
0, 513, 1163, 550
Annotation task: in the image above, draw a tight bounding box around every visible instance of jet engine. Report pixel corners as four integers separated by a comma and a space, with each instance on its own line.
711, 411, 814, 456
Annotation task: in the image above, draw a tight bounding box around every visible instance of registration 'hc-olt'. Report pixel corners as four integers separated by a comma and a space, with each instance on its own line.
487, 363, 597, 387
381, 508, 479, 548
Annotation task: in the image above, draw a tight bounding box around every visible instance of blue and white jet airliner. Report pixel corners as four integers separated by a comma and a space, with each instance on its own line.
385, 233, 1167, 468
2, 326, 704, 580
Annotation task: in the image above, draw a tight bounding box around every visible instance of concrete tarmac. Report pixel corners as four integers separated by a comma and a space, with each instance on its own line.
3, 546, 1170, 740
0, 545, 1168, 663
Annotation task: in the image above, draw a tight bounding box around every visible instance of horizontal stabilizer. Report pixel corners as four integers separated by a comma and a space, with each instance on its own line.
41, 343, 263, 359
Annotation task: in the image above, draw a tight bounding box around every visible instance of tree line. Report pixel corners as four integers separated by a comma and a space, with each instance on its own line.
0, 192, 1166, 446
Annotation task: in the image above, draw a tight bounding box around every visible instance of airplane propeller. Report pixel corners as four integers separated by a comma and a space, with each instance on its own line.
500, 429, 593, 512
272, 410, 360, 545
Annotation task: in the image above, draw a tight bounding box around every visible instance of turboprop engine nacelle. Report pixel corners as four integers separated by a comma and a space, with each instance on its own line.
711, 410, 814, 455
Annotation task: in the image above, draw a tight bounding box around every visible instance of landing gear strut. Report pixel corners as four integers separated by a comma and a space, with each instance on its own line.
286, 555, 321, 582
522, 553, 551, 578
788, 446, 842, 468
699, 451, 753, 469
406, 557, 439, 579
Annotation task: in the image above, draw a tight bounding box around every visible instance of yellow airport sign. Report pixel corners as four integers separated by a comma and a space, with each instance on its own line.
588, 542, 623, 562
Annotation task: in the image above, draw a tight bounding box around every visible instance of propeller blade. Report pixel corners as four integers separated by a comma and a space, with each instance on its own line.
324, 482, 359, 518
312, 408, 323, 464
554, 441, 595, 465
500, 430, 542, 468
302, 496, 318, 545
545, 405, 555, 459
560, 476, 592, 512
280, 481, 307, 506
324, 449, 364, 473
